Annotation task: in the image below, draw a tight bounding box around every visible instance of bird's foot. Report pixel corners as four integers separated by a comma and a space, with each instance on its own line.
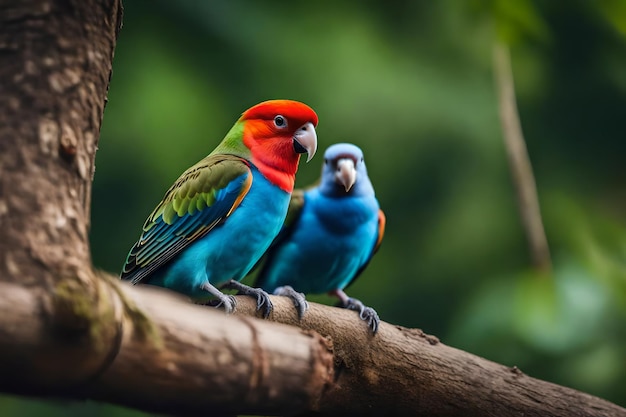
331, 289, 380, 334
200, 282, 237, 314
222, 280, 273, 318
343, 297, 380, 334
273, 285, 309, 319
212, 294, 237, 315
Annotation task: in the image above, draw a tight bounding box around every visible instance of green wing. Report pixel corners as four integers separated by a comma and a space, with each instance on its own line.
121, 154, 252, 284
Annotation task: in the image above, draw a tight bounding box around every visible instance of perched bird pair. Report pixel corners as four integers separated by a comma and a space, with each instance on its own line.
120, 100, 384, 332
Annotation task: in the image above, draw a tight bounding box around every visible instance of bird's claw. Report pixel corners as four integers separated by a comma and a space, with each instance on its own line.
274, 285, 309, 319
344, 297, 380, 334
214, 294, 237, 314
359, 306, 380, 334
199, 282, 237, 314
222, 280, 273, 318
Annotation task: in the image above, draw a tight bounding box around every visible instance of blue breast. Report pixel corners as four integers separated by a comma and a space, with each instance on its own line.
262, 188, 380, 294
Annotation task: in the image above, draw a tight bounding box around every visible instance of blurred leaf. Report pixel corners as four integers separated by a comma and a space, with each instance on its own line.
469, 0, 550, 44
448, 256, 618, 391
558, 343, 625, 395
0, 396, 153, 417
543, 192, 626, 307
595, 0, 626, 39
513, 262, 611, 353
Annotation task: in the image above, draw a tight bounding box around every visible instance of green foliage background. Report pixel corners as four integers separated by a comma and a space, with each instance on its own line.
3, 0, 625, 414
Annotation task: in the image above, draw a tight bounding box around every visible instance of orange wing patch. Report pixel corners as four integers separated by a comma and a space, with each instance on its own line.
374, 209, 386, 253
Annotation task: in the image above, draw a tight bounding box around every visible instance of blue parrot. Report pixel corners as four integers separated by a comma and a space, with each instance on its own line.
254, 143, 385, 332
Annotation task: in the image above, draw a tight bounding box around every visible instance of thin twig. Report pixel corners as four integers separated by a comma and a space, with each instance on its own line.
493, 41, 552, 273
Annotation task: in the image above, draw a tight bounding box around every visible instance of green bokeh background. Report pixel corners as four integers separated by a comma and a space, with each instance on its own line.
3, 0, 625, 414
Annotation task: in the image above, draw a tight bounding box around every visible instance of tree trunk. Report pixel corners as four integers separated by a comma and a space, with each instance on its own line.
0, 0, 124, 389
0, 0, 122, 286
0, 1, 624, 417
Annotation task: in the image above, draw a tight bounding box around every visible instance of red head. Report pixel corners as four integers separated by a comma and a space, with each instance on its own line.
240, 100, 318, 192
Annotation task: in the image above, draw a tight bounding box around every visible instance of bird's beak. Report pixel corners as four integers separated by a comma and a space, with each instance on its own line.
335, 158, 357, 192
293, 122, 317, 163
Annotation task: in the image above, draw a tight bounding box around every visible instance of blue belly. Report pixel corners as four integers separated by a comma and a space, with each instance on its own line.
261, 189, 379, 294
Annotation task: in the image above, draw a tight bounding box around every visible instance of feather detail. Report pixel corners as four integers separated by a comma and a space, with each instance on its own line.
345, 208, 386, 289
121, 154, 252, 284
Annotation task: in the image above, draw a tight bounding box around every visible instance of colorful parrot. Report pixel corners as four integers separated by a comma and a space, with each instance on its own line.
120, 100, 318, 317
254, 143, 385, 333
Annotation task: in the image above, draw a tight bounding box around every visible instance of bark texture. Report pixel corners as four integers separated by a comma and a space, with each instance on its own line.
0, 0, 125, 389
0, 280, 334, 415
234, 297, 626, 417
0, 0, 121, 286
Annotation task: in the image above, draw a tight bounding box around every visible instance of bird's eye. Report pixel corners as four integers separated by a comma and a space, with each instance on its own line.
324, 158, 328, 164
274, 115, 287, 128
361, 157, 364, 162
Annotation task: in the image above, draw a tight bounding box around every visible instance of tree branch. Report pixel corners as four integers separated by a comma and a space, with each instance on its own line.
0, 276, 624, 416
233, 296, 626, 417
0, 279, 334, 416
